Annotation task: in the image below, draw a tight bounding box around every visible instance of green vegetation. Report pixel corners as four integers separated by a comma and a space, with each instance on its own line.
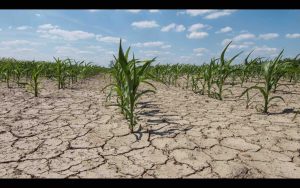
1, 40, 300, 129
104, 40, 156, 133
0, 57, 107, 96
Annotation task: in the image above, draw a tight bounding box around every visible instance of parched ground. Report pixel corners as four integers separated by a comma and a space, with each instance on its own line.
0, 74, 300, 178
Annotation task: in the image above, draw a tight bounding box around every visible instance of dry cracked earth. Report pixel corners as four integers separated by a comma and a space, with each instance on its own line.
0, 74, 300, 178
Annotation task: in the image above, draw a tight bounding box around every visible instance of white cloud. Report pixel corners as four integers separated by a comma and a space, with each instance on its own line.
96, 35, 125, 43
193, 48, 209, 57
161, 45, 171, 49
222, 39, 232, 46
0, 28, 2, 31
176, 11, 186, 16
205, 10, 237, 19
131, 20, 159, 29
243, 41, 255, 46
175, 25, 186, 32
86, 45, 105, 51
251, 46, 278, 57
132, 41, 165, 48
188, 23, 210, 32
149, 10, 159, 13
229, 44, 249, 49
37, 24, 95, 41
87, 10, 100, 13
35, 13, 41, 17
258, 33, 279, 40
38, 24, 58, 30
15, 48, 36, 53
139, 50, 171, 57
16, 25, 32, 30
8, 26, 12, 30
286, 33, 300, 39
0, 40, 38, 46
126, 10, 142, 13
233, 33, 256, 41
193, 48, 208, 53
187, 32, 209, 39
161, 23, 185, 32
55, 46, 94, 55
222, 39, 254, 49
216, 26, 232, 33
186, 10, 216, 16
184, 10, 237, 19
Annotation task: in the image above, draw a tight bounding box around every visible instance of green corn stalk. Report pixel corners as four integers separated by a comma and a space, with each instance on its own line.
214, 41, 242, 100
2, 61, 13, 88
104, 40, 156, 133
203, 59, 217, 96
240, 50, 286, 113
27, 63, 44, 97
54, 57, 69, 89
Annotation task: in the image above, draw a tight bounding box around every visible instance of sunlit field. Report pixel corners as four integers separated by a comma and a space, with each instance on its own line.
0, 10, 300, 178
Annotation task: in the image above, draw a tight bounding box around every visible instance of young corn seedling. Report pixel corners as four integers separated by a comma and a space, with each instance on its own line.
244, 90, 259, 109
239, 50, 260, 87
104, 40, 156, 133
54, 57, 69, 89
26, 63, 44, 97
2, 61, 13, 88
203, 59, 217, 96
240, 50, 286, 113
214, 41, 242, 100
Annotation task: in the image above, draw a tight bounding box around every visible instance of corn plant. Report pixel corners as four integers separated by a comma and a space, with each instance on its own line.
26, 63, 44, 97
54, 57, 68, 89
240, 50, 285, 113
104, 40, 156, 133
2, 60, 13, 88
202, 59, 217, 96
239, 50, 260, 87
214, 41, 242, 100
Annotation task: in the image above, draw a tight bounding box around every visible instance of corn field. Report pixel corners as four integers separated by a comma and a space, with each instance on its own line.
1, 40, 300, 131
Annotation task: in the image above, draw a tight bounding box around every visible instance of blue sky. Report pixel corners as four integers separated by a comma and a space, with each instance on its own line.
0, 9, 299, 66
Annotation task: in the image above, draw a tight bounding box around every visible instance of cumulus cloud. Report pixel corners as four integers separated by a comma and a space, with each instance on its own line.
15, 48, 36, 53
216, 26, 232, 33
55, 46, 95, 59
16, 26, 32, 30
161, 45, 171, 49
184, 9, 237, 19
193, 48, 209, 56
258, 33, 279, 40
149, 10, 159, 13
204, 10, 237, 19
132, 41, 168, 48
193, 48, 208, 53
126, 10, 142, 13
233, 33, 256, 41
37, 24, 95, 41
185, 10, 216, 16
186, 32, 209, 39
161, 23, 185, 32
188, 23, 210, 32
131, 20, 159, 29
286, 33, 300, 39
96, 35, 125, 43
250, 45, 279, 58
254, 45, 278, 53
87, 10, 100, 13
0, 40, 38, 46
229, 44, 249, 49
